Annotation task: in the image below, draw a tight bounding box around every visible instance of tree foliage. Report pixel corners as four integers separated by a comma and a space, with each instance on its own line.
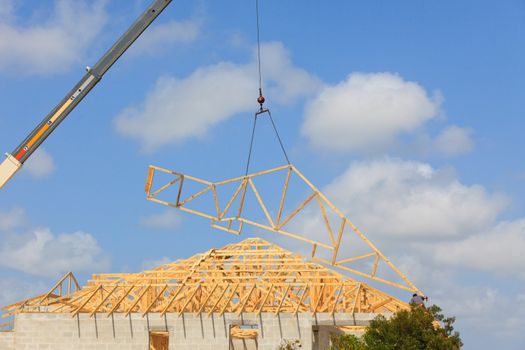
329, 305, 462, 350
329, 333, 367, 350
277, 339, 302, 350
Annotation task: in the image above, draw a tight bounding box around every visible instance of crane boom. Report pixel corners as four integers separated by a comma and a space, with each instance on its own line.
0, 0, 173, 189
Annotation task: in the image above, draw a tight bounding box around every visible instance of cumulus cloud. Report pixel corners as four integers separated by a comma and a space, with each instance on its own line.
0, 207, 26, 231
301, 72, 441, 153
260, 42, 322, 104
115, 63, 254, 151
140, 210, 182, 230
312, 158, 523, 343
429, 219, 525, 277
23, 148, 55, 178
443, 288, 525, 340
0, 228, 110, 277
115, 42, 320, 151
130, 18, 201, 55
396, 253, 525, 343
323, 158, 508, 238
0, 0, 107, 75
434, 125, 474, 156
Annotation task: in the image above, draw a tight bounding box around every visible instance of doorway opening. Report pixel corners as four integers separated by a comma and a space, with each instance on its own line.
149, 331, 169, 350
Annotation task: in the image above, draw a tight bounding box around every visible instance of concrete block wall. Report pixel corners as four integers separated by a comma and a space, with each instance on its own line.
3, 312, 382, 350
0, 332, 14, 350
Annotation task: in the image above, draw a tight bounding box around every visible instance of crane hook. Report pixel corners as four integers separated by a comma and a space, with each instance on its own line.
257, 88, 265, 112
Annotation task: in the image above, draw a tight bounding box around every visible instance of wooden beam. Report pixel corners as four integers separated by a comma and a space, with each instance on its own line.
160, 284, 186, 317
336, 252, 376, 265
255, 284, 273, 316
317, 194, 335, 246
276, 166, 292, 226
142, 284, 168, 317
275, 285, 291, 314
178, 284, 201, 316
237, 284, 256, 315
350, 283, 361, 315
248, 179, 275, 228
3, 237, 412, 317
312, 284, 325, 315
196, 283, 218, 315
277, 191, 316, 230
219, 284, 239, 316
330, 284, 344, 315
208, 285, 230, 317
124, 285, 151, 317
72, 286, 101, 317
90, 285, 118, 317
369, 297, 393, 312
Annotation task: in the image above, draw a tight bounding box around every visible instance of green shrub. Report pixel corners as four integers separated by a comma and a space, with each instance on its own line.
328, 304, 462, 350
277, 338, 302, 350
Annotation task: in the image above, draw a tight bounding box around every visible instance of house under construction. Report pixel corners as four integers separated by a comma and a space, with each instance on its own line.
1, 162, 423, 350
0, 0, 426, 347
0, 238, 409, 350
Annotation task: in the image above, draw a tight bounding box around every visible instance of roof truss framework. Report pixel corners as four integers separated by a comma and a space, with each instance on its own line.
1, 239, 408, 318
145, 164, 420, 294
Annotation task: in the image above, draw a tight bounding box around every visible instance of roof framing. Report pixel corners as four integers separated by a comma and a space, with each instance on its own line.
1, 238, 408, 318
145, 164, 421, 294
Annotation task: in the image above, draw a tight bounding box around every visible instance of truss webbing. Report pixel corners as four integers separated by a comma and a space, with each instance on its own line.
1, 239, 408, 317
145, 164, 422, 295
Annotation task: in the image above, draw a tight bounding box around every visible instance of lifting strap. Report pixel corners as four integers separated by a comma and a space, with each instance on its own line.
244, 0, 291, 175
244, 108, 291, 176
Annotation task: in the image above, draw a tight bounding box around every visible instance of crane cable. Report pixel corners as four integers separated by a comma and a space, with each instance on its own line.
245, 0, 291, 176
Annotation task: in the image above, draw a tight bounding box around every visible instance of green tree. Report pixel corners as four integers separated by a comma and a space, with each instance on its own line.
329, 334, 367, 350
277, 339, 302, 350
329, 305, 462, 350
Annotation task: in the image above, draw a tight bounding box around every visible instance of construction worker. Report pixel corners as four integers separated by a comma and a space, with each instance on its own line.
410, 293, 428, 309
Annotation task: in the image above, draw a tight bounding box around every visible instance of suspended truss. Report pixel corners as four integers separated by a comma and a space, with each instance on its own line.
145, 164, 421, 294
2, 238, 408, 318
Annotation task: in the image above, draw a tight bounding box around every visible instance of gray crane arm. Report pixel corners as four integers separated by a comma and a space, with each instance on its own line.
0, 0, 173, 189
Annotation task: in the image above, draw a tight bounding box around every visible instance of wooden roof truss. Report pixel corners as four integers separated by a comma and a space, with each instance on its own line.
1, 239, 408, 318
145, 164, 420, 294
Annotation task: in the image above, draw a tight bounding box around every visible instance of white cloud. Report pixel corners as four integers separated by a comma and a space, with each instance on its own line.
445, 288, 525, 339
23, 148, 55, 178
0, 207, 26, 231
434, 125, 474, 156
429, 219, 525, 277
309, 158, 524, 344
130, 18, 201, 55
140, 210, 182, 230
400, 256, 525, 342
115, 64, 254, 151
115, 42, 320, 152
393, 253, 525, 345
260, 42, 322, 104
0, 0, 107, 74
0, 228, 109, 277
301, 72, 441, 153
323, 158, 508, 238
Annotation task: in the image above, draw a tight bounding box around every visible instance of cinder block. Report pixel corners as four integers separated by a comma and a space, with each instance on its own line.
7, 311, 384, 349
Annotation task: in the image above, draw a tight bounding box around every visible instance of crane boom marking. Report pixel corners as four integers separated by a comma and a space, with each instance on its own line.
14, 75, 96, 160
1, 0, 174, 189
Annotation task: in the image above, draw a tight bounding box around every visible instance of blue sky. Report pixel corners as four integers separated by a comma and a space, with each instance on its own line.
1, 0, 524, 348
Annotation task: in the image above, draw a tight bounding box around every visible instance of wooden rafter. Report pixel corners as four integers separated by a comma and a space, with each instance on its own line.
1, 238, 408, 317
145, 164, 421, 294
